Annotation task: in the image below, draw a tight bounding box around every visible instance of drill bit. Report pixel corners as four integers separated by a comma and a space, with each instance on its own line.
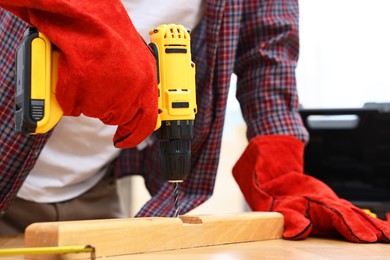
173, 182, 180, 218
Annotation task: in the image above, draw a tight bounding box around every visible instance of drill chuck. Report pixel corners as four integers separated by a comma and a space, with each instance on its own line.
156, 120, 194, 182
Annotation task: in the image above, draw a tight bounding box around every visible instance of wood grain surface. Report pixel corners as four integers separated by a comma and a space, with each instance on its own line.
23, 212, 283, 259
1, 235, 389, 260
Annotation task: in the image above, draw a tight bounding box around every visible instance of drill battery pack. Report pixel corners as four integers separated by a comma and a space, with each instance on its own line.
300, 103, 390, 219
14, 27, 63, 134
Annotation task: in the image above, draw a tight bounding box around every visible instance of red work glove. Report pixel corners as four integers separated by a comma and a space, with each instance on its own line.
0, 0, 157, 148
233, 135, 390, 243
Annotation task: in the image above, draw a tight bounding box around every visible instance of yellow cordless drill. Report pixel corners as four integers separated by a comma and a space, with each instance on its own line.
149, 24, 197, 182
14, 24, 197, 216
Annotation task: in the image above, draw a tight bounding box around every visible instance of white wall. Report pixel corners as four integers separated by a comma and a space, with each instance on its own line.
297, 0, 390, 108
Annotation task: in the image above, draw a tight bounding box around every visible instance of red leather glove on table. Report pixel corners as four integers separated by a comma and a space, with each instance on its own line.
0, 0, 157, 148
233, 135, 390, 243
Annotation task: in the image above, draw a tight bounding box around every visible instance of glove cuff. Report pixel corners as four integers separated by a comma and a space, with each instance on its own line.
234, 135, 304, 183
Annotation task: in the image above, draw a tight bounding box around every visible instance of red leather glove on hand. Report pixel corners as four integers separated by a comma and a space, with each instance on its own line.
233, 135, 390, 243
1, 0, 157, 148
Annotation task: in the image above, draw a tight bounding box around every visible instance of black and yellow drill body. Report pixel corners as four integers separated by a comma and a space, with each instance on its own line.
14, 24, 197, 183
15, 27, 63, 134
149, 24, 197, 182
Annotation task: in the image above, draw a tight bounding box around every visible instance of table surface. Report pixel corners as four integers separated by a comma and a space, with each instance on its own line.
1, 235, 389, 260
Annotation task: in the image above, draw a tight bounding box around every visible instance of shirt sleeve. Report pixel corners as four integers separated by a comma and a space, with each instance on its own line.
0, 10, 51, 213
234, 0, 308, 143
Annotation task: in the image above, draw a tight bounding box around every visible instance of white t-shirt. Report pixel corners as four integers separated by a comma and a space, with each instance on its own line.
17, 0, 205, 203
122, 0, 205, 41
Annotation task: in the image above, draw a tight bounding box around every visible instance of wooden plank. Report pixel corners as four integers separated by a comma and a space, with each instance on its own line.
24, 212, 283, 259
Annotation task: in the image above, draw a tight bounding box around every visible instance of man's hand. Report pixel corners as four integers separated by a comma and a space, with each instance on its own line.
0, 0, 158, 148
233, 135, 390, 242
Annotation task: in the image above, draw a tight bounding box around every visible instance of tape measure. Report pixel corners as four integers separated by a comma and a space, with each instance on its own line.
0, 245, 95, 258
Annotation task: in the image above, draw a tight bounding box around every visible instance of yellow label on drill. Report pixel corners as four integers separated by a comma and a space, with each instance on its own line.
31, 38, 47, 100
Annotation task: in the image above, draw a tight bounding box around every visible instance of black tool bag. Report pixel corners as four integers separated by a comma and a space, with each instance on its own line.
300, 103, 390, 219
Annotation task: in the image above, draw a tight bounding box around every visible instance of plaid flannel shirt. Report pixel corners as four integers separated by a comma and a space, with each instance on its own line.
0, 0, 308, 216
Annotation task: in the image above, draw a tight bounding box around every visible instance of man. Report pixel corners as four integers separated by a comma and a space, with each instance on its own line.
1, 0, 389, 242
